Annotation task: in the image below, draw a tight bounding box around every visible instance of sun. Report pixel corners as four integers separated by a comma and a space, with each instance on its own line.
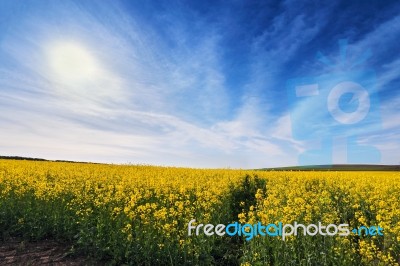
48, 42, 99, 84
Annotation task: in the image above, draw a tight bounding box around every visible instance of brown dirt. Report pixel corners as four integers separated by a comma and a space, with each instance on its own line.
0, 238, 93, 265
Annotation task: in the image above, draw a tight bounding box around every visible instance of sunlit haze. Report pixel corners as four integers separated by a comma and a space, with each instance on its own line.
0, 1, 399, 168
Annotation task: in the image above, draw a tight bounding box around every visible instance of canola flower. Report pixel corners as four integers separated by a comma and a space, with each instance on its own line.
0, 159, 399, 265
239, 171, 400, 266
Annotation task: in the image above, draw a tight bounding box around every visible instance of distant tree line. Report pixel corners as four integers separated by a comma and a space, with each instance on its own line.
0, 156, 97, 164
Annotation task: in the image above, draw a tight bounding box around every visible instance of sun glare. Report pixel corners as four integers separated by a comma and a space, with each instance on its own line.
48, 42, 99, 84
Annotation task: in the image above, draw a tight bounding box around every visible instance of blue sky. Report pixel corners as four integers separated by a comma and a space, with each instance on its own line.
0, 0, 399, 168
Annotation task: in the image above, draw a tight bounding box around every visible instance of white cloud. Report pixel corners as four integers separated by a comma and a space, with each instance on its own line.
0, 1, 398, 168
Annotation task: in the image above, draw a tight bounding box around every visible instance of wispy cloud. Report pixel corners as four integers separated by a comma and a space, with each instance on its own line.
0, 0, 398, 167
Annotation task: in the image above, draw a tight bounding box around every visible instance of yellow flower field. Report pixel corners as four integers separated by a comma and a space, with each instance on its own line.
0, 159, 399, 265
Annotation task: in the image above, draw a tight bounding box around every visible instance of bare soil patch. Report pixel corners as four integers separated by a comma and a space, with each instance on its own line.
0, 238, 93, 265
